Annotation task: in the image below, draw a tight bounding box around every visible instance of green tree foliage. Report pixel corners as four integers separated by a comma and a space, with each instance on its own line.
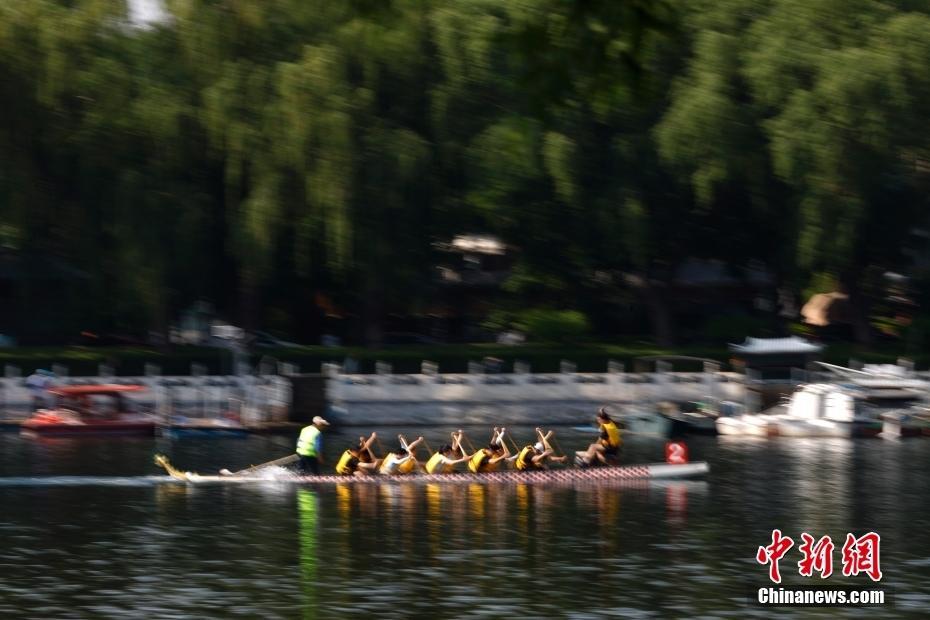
0, 0, 926, 345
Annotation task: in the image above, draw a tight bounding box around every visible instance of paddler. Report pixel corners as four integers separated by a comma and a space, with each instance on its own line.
295, 415, 329, 474
515, 427, 567, 471
467, 428, 511, 473
425, 431, 470, 474
379, 436, 424, 475
335, 432, 381, 476
575, 407, 622, 467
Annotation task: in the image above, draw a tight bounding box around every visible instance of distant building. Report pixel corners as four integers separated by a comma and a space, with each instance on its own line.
729, 336, 823, 381
432, 235, 516, 342
171, 300, 215, 345
433, 234, 513, 288
670, 258, 774, 307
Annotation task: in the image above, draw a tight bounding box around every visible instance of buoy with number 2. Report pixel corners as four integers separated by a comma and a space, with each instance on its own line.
665, 441, 689, 464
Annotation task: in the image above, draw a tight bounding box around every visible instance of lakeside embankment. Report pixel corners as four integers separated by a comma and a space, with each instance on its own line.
0, 341, 922, 376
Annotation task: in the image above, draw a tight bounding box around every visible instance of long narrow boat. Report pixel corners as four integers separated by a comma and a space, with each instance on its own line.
154, 455, 709, 485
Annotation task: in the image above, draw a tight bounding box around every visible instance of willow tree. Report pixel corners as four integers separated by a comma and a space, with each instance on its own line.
653, 0, 930, 343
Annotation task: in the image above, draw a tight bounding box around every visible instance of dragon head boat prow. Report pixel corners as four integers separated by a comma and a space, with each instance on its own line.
154, 454, 195, 481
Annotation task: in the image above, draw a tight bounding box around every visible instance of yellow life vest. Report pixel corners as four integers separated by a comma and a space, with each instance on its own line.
335, 450, 357, 475
425, 452, 449, 474
296, 425, 321, 457
397, 456, 417, 474
515, 445, 539, 471
380, 453, 416, 475
468, 449, 499, 473
600, 420, 622, 449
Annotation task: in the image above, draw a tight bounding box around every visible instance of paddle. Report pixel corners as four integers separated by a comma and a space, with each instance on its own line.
505, 432, 520, 456
451, 430, 464, 458
462, 433, 478, 455
421, 436, 435, 455
418, 437, 436, 473
219, 453, 298, 476
549, 434, 572, 468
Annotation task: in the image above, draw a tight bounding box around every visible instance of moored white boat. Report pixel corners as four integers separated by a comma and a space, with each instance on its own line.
715, 383, 884, 438
716, 413, 777, 436
771, 416, 851, 438
818, 362, 928, 437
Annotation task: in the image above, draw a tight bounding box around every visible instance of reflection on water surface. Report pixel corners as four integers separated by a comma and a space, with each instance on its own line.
1, 431, 929, 617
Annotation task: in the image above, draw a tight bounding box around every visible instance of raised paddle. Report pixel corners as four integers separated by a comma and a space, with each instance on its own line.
219, 453, 299, 476
416, 438, 433, 473
549, 435, 573, 468
462, 433, 478, 455
451, 431, 464, 457
505, 433, 520, 456
421, 436, 435, 455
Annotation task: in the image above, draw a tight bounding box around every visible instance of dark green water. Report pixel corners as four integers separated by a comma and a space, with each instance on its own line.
1, 428, 929, 618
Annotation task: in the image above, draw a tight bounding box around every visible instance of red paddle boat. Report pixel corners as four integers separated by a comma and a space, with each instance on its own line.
21, 384, 156, 436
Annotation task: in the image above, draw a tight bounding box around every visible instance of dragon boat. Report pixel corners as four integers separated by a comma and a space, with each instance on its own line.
154, 454, 709, 485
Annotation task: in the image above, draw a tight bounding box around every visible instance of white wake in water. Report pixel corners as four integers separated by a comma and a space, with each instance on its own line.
251, 466, 300, 481
0, 476, 171, 487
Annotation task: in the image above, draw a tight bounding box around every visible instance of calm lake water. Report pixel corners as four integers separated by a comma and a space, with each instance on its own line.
1, 427, 929, 618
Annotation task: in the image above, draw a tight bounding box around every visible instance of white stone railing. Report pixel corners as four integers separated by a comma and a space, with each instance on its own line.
324, 362, 747, 424
329, 370, 745, 404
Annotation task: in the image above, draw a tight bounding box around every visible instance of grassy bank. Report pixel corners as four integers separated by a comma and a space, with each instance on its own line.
0, 341, 922, 376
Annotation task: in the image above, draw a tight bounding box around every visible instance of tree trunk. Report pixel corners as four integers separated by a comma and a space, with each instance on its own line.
239, 270, 258, 332
644, 283, 675, 347
846, 283, 872, 346
362, 275, 383, 349
154, 286, 171, 353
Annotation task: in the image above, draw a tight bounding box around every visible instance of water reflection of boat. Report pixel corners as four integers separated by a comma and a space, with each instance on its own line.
155, 455, 709, 484
21, 384, 156, 436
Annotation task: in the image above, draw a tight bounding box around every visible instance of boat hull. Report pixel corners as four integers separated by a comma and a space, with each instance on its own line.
166, 461, 710, 485
21, 421, 155, 437
160, 428, 249, 439
621, 410, 674, 438
667, 414, 719, 436
716, 415, 773, 437
159, 424, 249, 438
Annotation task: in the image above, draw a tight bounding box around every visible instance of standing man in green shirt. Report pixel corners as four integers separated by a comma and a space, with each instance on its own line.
296, 416, 329, 474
